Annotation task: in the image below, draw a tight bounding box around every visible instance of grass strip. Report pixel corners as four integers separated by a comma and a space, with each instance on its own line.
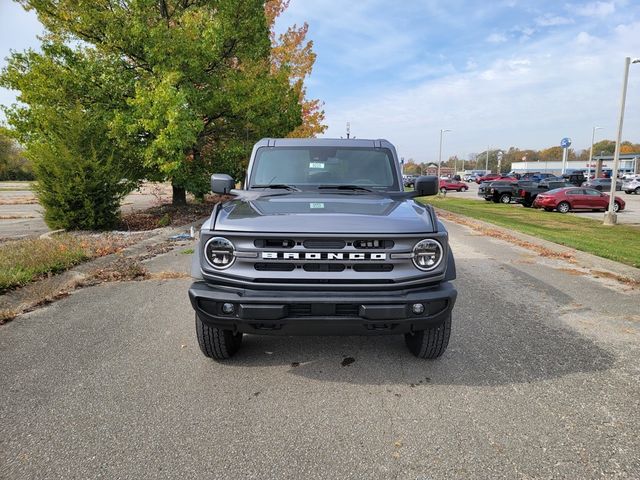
0, 234, 138, 294
420, 197, 640, 268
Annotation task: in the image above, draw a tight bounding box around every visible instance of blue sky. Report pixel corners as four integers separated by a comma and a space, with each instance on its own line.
2, 1, 640, 163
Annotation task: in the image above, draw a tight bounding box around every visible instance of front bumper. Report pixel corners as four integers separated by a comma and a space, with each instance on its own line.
188, 281, 457, 336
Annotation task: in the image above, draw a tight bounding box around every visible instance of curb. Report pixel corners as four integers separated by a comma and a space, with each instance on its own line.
435, 208, 640, 283
1, 218, 207, 323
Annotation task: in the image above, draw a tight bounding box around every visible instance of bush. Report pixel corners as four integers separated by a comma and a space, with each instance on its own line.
30, 107, 135, 230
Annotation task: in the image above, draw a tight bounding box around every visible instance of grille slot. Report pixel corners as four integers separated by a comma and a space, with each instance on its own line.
254, 263, 295, 272
289, 304, 312, 316
353, 264, 394, 272
353, 239, 394, 249
302, 239, 346, 249
254, 239, 295, 249
303, 263, 345, 272
335, 304, 359, 316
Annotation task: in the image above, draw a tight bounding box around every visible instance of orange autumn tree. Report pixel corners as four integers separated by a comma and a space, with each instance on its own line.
266, 0, 327, 138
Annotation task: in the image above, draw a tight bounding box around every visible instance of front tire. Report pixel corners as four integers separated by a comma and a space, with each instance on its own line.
499, 193, 511, 204
195, 313, 243, 360
404, 314, 451, 359
557, 201, 570, 213
613, 201, 621, 213
440, 187, 447, 193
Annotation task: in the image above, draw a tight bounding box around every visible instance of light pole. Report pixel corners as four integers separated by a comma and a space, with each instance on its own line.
604, 57, 640, 225
437, 129, 451, 180
485, 146, 489, 172
588, 126, 603, 181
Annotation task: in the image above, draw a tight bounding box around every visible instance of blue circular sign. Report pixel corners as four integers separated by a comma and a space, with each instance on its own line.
560, 137, 572, 148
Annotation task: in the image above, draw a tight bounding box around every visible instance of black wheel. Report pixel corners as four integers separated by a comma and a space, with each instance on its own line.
405, 314, 451, 359
440, 187, 447, 193
195, 313, 243, 360
522, 200, 533, 208
556, 201, 570, 213
636, 187, 640, 195
499, 193, 511, 204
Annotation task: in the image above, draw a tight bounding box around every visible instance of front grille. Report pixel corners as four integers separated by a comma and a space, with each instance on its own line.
353, 264, 393, 272
254, 239, 295, 249
303, 263, 345, 272
255, 263, 295, 272
353, 239, 394, 249
303, 239, 346, 249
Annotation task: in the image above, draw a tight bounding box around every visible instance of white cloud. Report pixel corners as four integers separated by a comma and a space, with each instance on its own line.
321, 20, 640, 160
572, 1, 616, 17
575, 31, 596, 45
535, 15, 574, 26
486, 33, 508, 43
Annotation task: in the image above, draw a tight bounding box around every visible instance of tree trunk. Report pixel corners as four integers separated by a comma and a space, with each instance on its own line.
172, 183, 187, 206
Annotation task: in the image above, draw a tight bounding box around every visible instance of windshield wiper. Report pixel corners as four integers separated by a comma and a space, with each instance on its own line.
317, 185, 373, 192
252, 184, 300, 191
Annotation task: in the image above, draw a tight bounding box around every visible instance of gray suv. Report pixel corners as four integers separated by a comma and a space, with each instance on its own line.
188, 138, 457, 360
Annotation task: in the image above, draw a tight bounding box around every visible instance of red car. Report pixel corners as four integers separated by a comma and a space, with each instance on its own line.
476, 173, 517, 184
533, 187, 625, 213
439, 178, 468, 192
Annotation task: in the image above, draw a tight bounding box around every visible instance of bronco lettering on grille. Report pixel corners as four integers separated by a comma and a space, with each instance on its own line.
262, 252, 387, 260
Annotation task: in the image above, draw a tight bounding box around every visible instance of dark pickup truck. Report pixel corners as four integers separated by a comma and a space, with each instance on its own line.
477, 181, 518, 203
514, 180, 570, 207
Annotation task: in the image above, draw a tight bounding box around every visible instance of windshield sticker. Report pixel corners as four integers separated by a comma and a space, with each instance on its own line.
310, 203, 325, 209
309, 162, 325, 169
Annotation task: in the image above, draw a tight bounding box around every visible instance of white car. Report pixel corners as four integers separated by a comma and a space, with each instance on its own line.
622, 178, 640, 194
621, 173, 639, 180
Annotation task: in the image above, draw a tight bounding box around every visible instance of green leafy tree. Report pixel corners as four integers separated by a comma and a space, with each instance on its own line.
0, 129, 33, 180
11, 0, 302, 204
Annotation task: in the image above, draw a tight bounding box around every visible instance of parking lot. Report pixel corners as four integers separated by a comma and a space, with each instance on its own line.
444, 180, 640, 225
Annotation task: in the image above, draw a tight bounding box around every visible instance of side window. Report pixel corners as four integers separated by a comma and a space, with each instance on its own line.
566, 189, 582, 195
584, 189, 601, 196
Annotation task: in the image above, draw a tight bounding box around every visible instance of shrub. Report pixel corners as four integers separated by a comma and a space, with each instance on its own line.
30, 107, 136, 230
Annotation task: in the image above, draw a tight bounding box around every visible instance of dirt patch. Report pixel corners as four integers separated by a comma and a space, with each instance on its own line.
558, 268, 587, 276
0, 196, 38, 205
590, 270, 640, 288
118, 198, 220, 231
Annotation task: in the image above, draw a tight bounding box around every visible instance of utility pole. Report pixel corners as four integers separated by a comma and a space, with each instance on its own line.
485, 147, 489, 172
588, 126, 602, 181
437, 129, 451, 180
604, 57, 640, 225
346, 122, 350, 139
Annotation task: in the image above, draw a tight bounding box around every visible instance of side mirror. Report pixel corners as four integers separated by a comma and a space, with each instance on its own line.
211, 174, 235, 195
414, 175, 438, 196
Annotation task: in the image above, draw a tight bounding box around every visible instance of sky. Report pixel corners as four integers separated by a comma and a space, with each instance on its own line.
1, 1, 640, 164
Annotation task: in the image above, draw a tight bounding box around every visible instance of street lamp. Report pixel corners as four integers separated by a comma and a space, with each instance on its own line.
437, 129, 451, 180
588, 126, 603, 181
604, 57, 640, 225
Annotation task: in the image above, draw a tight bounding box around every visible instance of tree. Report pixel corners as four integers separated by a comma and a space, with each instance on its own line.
0, 129, 33, 180
592, 140, 616, 156
403, 160, 420, 175
10, 0, 303, 204
266, 0, 326, 138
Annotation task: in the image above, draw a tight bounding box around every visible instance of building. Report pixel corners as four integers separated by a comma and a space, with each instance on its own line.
510, 153, 639, 176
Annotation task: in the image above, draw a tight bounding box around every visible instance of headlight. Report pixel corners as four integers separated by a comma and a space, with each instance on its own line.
412, 239, 443, 271
204, 237, 235, 269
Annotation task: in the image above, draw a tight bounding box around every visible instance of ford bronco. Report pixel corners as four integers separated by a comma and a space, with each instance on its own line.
188, 138, 457, 360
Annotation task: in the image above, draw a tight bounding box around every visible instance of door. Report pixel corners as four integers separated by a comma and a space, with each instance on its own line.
583, 188, 606, 209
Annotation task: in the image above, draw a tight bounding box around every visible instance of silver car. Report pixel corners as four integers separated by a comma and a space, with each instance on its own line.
622, 178, 640, 194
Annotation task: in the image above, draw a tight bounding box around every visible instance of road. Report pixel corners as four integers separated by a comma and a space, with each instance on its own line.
1, 220, 639, 479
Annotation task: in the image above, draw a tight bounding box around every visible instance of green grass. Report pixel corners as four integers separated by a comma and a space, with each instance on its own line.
0, 235, 89, 293
421, 197, 640, 268
181, 248, 194, 255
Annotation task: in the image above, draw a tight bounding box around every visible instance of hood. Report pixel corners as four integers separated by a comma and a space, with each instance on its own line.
213, 192, 435, 233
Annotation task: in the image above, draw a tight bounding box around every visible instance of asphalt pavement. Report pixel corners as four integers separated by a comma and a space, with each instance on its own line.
1, 220, 639, 479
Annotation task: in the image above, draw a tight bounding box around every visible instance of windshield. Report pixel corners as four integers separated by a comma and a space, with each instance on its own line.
249, 146, 399, 190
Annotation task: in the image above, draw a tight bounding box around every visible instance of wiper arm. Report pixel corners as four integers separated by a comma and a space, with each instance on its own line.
252, 184, 300, 191
317, 185, 373, 192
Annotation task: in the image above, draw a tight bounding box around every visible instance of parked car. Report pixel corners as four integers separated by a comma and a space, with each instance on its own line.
533, 187, 625, 213
439, 178, 468, 192
403, 175, 418, 187
622, 178, 640, 194
478, 181, 518, 203
562, 172, 586, 186
514, 180, 571, 207
621, 173, 640, 180
583, 178, 622, 191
